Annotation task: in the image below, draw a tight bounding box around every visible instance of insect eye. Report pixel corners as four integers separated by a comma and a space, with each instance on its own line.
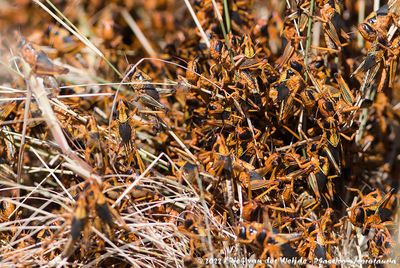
249, 226, 257, 234
287, 69, 295, 77
367, 17, 377, 24
238, 226, 247, 239
135, 72, 143, 80
314, 60, 324, 69
191, 227, 199, 234
362, 23, 376, 35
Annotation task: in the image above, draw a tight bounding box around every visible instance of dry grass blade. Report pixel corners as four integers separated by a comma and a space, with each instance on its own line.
0, 0, 399, 267
29, 75, 101, 184
184, 0, 210, 48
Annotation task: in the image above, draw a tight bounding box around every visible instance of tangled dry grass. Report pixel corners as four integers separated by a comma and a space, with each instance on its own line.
1, 0, 400, 267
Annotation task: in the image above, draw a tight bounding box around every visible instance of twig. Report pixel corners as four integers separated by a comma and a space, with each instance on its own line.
91, 227, 139, 267
184, 0, 210, 48
285, 0, 305, 55
112, 153, 165, 207
304, 0, 315, 67
276, 135, 321, 152
223, 0, 231, 33
29, 76, 101, 185
193, 165, 215, 266
32, 0, 122, 77
121, 9, 158, 58
357, 0, 365, 48
16, 80, 31, 198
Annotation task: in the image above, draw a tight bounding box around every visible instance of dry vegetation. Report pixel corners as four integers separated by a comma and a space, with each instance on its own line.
1, 0, 400, 267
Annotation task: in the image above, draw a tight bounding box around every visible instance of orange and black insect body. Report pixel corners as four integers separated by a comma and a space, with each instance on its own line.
359, 4, 395, 42
62, 195, 87, 257
348, 189, 395, 234
300, 88, 318, 112
362, 53, 381, 72
212, 135, 235, 206
237, 127, 253, 141
186, 57, 200, 84
119, 122, 132, 145
0, 199, 15, 223
320, 2, 349, 50
180, 213, 206, 239
368, 229, 392, 257
321, 117, 340, 147
254, 228, 268, 248
210, 39, 224, 60
314, 243, 327, 260
44, 25, 81, 54
95, 193, 114, 228
315, 171, 328, 193
126, 68, 165, 111
237, 222, 299, 259
318, 98, 335, 119
134, 71, 160, 101
116, 100, 133, 146
242, 201, 263, 222
351, 207, 366, 228
276, 83, 290, 102
359, 23, 377, 42
35, 227, 53, 243
184, 218, 197, 233
70, 196, 88, 241
19, 38, 69, 76
237, 222, 258, 242
84, 116, 105, 170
